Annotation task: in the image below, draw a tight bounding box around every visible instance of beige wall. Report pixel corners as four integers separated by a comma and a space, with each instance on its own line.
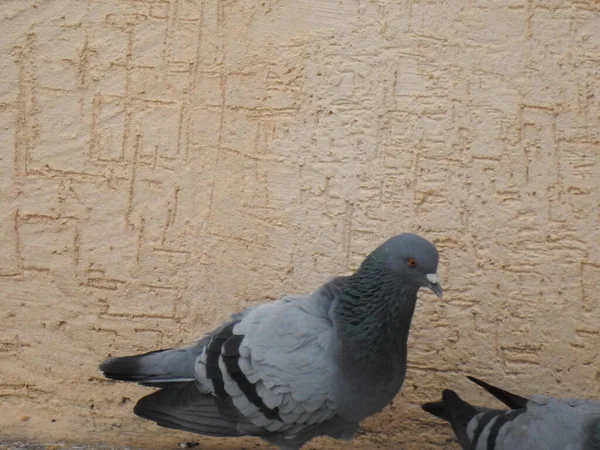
1, 0, 599, 448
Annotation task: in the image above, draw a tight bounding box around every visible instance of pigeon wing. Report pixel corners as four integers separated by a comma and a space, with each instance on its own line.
194, 291, 342, 436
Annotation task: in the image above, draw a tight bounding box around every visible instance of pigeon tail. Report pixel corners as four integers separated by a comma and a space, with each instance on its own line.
421, 399, 450, 421
467, 376, 528, 409
423, 390, 478, 450
99, 347, 198, 387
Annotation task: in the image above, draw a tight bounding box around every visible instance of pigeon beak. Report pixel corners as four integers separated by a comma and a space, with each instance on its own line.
425, 273, 443, 299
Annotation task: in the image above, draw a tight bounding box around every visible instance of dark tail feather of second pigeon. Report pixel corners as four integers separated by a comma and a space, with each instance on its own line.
443, 390, 478, 450
422, 389, 478, 450
421, 398, 450, 421
467, 376, 529, 409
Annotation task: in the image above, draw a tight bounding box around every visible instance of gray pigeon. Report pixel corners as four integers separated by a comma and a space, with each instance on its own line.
99, 233, 442, 449
422, 376, 600, 450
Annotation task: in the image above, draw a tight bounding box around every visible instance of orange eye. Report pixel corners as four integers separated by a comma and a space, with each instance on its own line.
407, 258, 417, 268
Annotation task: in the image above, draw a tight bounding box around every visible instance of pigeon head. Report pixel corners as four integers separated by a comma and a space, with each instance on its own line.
361, 233, 443, 299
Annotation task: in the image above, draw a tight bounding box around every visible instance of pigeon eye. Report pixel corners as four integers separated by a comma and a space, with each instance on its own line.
407, 258, 417, 268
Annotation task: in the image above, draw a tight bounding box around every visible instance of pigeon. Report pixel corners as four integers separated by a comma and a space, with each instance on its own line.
99, 233, 442, 449
422, 376, 600, 450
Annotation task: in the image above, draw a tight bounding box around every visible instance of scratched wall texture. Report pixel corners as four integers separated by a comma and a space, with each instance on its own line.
1, 0, 599, 449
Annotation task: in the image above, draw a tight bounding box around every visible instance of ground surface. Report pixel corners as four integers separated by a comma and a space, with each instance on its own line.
1, 422, 455, 450
0, 434, 447, 450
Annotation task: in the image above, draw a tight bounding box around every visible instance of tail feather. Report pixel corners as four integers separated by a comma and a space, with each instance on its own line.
134, 383, 243, 438
99, 345, 203, 386
422, 390, 478, 450
441, 390, 477, 450
421, 399, 450, 421
467, 376, 528, 409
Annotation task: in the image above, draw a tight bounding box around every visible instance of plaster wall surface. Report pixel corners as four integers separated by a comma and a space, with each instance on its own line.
1, 0, 599, 449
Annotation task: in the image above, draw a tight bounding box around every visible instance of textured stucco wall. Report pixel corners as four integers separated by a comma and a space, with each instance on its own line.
1, 0, 600, 449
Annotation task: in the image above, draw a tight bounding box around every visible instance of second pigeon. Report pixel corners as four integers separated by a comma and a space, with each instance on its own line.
422, 375, 600, 450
